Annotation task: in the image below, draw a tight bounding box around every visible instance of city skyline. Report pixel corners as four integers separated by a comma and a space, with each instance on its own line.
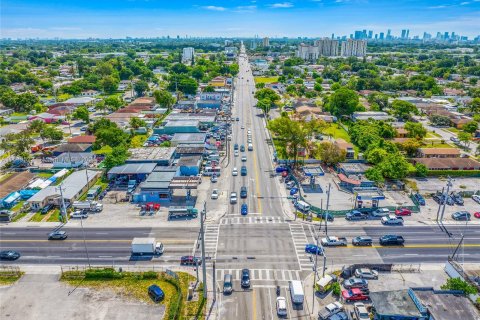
2, 0, 480, 39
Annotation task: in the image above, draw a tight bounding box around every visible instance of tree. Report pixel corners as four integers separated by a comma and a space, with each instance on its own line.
367, 93, 389, 111
318, 142, 346, 166
153, 90, 176, 109
101, 76, 119, 94
391, 100, 418, 120
254, 88, 280, 104
191, 66, 205, 81
72, 106, 90, 123
458, 131, 472, 147
134, 80, 149, 97
104, 96, 123, 112
103, 145, 130, 171
468, 97, 480, 114
40, 126, 63, 143
327, 87, 359, 117
267, 116, 308, 166
404, 122, 427, 139
0, 131, 34, 161
441, 278, 477, 295
256, 83, 266, 89
462, 121, 478, 134
203, 85, 215, 92
29, 119, 46, 134
256, 99, 272, 116
401, 139, 422, 157
178, 77, 198, 95
415, 163, 428, 177
376, 153, 411, 180
365, 167, 385, 183
129, 117, 147, 129
366, 147, 387, 164
429, 114, 451, 126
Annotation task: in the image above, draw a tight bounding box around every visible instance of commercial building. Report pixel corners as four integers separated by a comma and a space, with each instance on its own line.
170, 133, 207, 147
340, 39, 367, 57
27, 170, 101, 210
262, 37, 269, 47
127, 147, 176, 166
296, 38, 339, 60
182, 47, 194, 63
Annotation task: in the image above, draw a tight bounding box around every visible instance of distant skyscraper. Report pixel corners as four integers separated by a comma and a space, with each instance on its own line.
387, 29, 392, 40
374, 34, 378, 40
296, 38, 340, 60
406, 29, 410, 39
379, 32, 385, 40
354, 30, 363, 39
444, 32, 449, 39
401, 29, 407, 39
368, 30, 373, 39
262, 37, 270, 47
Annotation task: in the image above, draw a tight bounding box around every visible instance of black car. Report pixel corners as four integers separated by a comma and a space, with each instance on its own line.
352, 236, 373, 246
241, 166, 247, 176
240, 145, 245, 152
451, 192, 464, 205
346, 210, 368, 221
241, 269, 251, 288
41, 204, 54, 214
343, 277, 368, 289
320, 212, 334, 222
379, 234, 405, 246
413, 193, 425, 206
48, 230, 67, 240
240, 186, 248, 199
148, 284, 165, 302
0, 250, 21, 260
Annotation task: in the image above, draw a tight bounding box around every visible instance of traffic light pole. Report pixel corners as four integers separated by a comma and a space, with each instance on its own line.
200, 201, 207, 298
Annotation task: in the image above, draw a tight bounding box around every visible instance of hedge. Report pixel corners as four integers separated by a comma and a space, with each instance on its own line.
163, 276, 183, 320
426, 170, 480, 177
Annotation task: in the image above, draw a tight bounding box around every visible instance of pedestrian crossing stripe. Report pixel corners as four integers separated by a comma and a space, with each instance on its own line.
215, 269, 302, 282
289, 224, 314, 270
220, 216, 287, 225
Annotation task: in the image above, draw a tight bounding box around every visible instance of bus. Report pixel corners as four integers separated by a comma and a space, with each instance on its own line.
203, 167, 221, 176
86, 186, 102, 201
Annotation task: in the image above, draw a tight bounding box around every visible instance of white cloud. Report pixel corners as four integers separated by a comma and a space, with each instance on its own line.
428, 5, 448, 9
201, 5, 226, 11
460, 1, 470, 4
234, 5, 257, 13
270, 2, 293, 8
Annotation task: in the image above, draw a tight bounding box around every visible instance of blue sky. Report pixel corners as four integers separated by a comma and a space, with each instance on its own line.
2, 0, 480, 39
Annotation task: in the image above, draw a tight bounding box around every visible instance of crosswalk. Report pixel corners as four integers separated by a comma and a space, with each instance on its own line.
289, 224, 313, 270
220, 216, 287, 225
215, 268, 302, 282
203, 224, 220, 259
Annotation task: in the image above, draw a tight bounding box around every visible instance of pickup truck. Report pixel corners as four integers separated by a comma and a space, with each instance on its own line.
321, 236, 348, 246
318, 302, 343, 320
381, 215, 404, 225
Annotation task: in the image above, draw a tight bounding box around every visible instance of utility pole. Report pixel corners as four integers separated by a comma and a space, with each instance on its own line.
435, 187, 444, 222
212, 262, 217, 303
200, 202, 207, 298
57, 183, 68, 223
80, 216, 91, 267
312, 233, 320, 314
439, 177, 453, 222
325, 183, 331, 236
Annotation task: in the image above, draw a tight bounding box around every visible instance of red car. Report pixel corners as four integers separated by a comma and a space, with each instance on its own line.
342, 288, 370, 302
180, 256, 201, 266
474, 212, 480, 219
395, 208, 412, 216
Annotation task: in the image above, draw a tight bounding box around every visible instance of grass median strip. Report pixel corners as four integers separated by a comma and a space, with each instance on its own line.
0, 271, 24, 286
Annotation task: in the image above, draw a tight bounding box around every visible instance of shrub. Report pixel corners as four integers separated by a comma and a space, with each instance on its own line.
84, 268, 124, 280
332, 282, 341, 296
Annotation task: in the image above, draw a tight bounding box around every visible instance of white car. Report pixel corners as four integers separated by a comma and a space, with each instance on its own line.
211, 175, 218, 183
232, 167, 238, 176
247, 129, 251, 135
472, 195, 480, 204
241, 156, 247, 162
70, 210, 88, 219
230, 192, 238, 204
211, 189, 219, 200
354, 302, 370, 320
276, 297, 287, 316
354, 268, 378, 279
234, 150, 239, 157
241, 125, 245, 129
371, 208, 390, 217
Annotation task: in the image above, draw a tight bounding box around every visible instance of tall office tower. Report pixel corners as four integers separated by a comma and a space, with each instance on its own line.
401, 29, 407, 39
340, 39, 367, 57
387, 29, 392, 40
406, 29, 410, 39
315, 38, 340, 56
379, 32, 385, 40
262, 37, 270, 47
368, 30, 373, 39
331, 33, 335, 39
296, 43, 319, 60
444, 32, 449, 39
354, 30, 363, 39
182, 47, 194, 63
374, 34, 378, 40
251, 40, 257, 50
436, 32, 442, 39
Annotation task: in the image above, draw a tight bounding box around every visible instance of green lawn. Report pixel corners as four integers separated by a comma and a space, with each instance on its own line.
29, 211, 47, 222
130, 134, 148, 148
36, 172, 54, 179
47, 209, 62, 222
445, 127, 460, 134
422, 142, 454, 148
323, 123, 351, 142
254, 76, 279, 84
0, 272, 24, 286
11, 212, 28, 222
426, 131, 442, 138
93, 145, 113, 155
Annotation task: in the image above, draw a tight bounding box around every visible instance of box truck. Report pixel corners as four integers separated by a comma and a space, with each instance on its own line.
131, 238, 164, 256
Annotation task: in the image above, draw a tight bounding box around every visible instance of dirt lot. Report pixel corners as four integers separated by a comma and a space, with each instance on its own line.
0, 273, 163, 320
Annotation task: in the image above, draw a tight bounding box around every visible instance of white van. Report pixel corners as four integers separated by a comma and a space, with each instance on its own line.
248, 143, 253, 151
295, 201, 310, 213
289, 280, 304, 305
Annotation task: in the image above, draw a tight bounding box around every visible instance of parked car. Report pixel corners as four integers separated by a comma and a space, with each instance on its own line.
346, 210, 368, 221
341, 288, 370, 302
395, 208, 412, 216
241, 269, 251, 288
241, 203, 248, 215
329, 312, 348, 320
343, 278, 368, 289
450, 136, 460, 143
318, 302, 344, 320
472, 195, 480, 204
371, 208, 389, 217
355, 268, 379, 280
180, 256, 201, 266
211, 189, 219, 200
48, 230, 67, 240
379, 234, 405, 245
413, 193, 425, 206
320, 212, 334, 222
474, 212, 480, 219
452, 211, 471, 221
148, 284, 165, 302
354, 302, 370, 320
41, 204, 54, 214
305, 244, 323, 255
276, 297, 287, 317
70, 210, 88, 219
0, 250, 21, 260
381, 215, 404, 225
352, 236, 373, 246
451, 192, 464, 205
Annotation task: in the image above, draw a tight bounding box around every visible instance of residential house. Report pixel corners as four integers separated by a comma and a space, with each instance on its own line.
208, 76, 227, 87
334, 138, 355, 159
352, 111, 393, 122
53, 143, 92, 156
410, 158, 480, 170
81, 90, 99, 97
68, 135, 96, 145
417, 148, 460, 158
